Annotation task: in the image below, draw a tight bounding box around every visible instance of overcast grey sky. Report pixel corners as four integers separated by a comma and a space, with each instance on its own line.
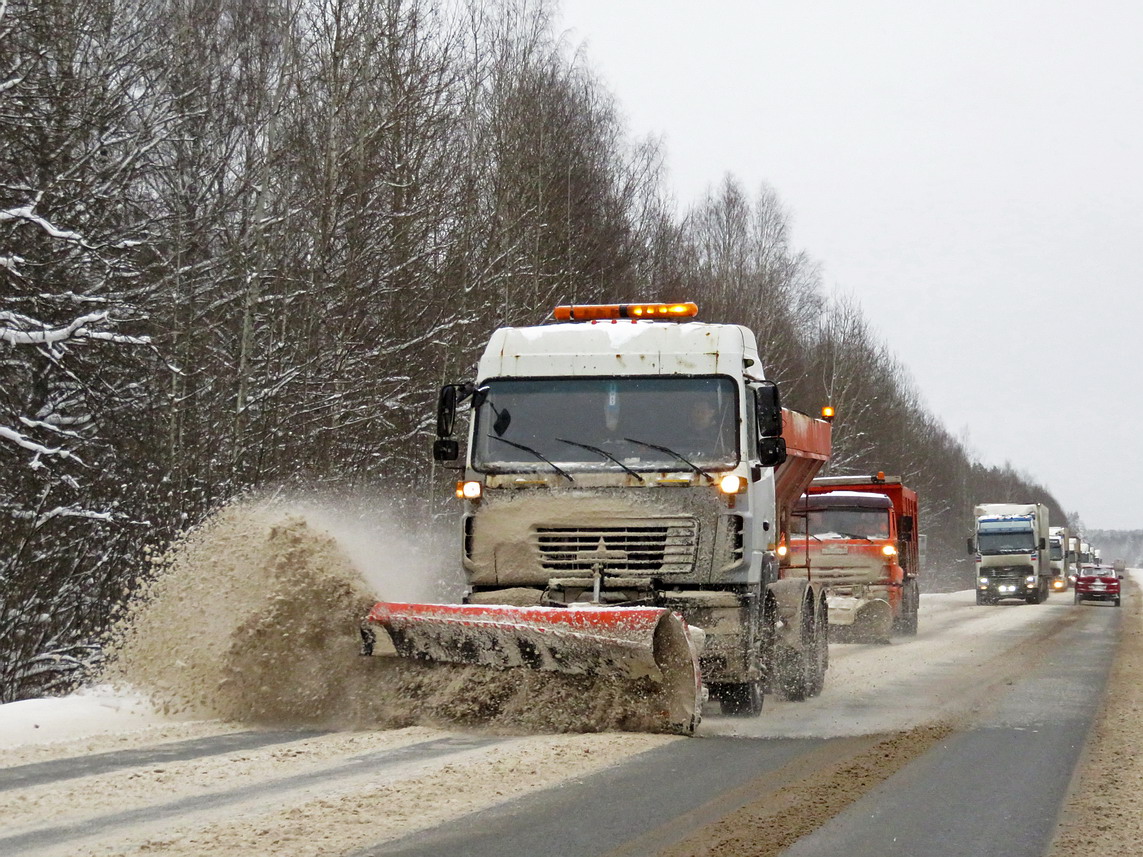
557, 0, 1143, 530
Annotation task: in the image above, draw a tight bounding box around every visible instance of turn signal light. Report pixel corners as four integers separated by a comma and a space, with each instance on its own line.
553, 302, 699, 322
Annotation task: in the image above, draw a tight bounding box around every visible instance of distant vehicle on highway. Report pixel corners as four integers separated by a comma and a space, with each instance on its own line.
1074, 566, 1122, 607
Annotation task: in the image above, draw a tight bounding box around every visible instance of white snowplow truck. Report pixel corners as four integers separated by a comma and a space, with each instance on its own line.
970, 503, 1052, 604
362, 302, 834, 734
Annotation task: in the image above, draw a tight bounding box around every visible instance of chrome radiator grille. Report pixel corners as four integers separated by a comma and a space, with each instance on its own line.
532, 520, 697, 574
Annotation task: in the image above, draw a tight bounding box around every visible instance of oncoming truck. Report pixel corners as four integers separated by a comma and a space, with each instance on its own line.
970, 503, 1051, 604
363, 301, 835, 733
1048, 526, 1071, 592
785, 474, 920, 642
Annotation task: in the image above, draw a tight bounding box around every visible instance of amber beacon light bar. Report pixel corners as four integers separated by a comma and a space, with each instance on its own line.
553, 302, 699, 322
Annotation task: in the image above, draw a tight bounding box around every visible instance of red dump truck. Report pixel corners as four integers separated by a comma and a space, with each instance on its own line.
784, 474, 920, 642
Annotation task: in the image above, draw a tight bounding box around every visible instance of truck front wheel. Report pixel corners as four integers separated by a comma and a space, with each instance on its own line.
895, 580, 920, 635
718, 681, 763, 716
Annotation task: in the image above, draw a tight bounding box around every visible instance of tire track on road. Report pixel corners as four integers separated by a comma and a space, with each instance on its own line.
1, 735, 503, 856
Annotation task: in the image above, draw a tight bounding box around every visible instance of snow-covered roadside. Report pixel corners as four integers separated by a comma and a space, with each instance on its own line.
0, 686, 246, 767
1048, 569, 1143, 855
0, 686, 163, 749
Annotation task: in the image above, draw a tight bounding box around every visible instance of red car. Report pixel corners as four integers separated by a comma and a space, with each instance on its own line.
1073, 566, 1123, 607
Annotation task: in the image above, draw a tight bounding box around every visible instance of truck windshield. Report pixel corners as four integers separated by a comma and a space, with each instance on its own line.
792, 508, 890, 540
978, 531, 1035, 554
470, 376, 738, 473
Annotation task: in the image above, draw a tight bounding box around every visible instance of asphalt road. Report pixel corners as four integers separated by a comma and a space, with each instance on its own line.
0, 592, 1120, 857
349, 602, 1117, 857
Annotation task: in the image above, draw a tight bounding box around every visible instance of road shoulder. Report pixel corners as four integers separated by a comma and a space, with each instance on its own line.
1048, 575, 1142, 855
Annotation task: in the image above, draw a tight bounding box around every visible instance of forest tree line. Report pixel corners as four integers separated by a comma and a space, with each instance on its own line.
0, 0, 1069, 701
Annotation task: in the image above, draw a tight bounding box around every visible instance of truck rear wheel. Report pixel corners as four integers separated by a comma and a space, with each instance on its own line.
777, 597, 821, 701
808, 602, 828, 697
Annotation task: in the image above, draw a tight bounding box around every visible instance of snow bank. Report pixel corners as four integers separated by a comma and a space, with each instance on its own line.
0, 686, 164, 749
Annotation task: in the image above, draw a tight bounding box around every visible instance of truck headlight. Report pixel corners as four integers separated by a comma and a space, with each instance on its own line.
881, 544, 897, 557
456, 480, 483, 500
1026, 575, 1036, 584
978, 577, 989, 586
718, 473, 744, 494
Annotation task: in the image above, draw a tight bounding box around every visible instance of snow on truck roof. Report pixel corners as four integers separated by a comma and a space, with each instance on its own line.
478, 321, 764, 379
797, 491, 892, 509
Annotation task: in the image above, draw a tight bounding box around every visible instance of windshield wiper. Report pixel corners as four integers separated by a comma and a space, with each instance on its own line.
556, 438, 644, 482
489, 436, 574, 483
622, 437, 714, 484
836, 532, 873, 541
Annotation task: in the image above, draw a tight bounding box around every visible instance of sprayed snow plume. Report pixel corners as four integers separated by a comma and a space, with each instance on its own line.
102, 498, 677, 734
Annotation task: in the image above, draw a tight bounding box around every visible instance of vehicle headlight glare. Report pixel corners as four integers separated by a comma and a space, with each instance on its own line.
457, 480, 483, 500
719, 473, 744, 494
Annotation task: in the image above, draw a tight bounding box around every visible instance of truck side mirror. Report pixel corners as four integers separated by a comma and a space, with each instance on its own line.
757, 436, 787, 467
436, 385, 458, 438
899, 515, 914, 540
755, 382, 783, 438
1039, 538, 1046, 550
433, 439, 459, 461
967, 538, 975, 554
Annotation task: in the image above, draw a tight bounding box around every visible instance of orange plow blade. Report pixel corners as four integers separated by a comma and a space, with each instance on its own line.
363, 602, 704, 734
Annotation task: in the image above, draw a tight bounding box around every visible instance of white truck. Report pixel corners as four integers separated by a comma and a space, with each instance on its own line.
376, 301, 836, 729
1048, 525, 1071, 592
970, 503, 1052, 604
1067, 535, 1081, 582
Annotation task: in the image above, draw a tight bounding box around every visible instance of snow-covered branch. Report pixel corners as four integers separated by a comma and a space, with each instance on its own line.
1, 204, 85, 243
0, 311, 150, 348
11, 505, 117, 528
0, 425, 80, 463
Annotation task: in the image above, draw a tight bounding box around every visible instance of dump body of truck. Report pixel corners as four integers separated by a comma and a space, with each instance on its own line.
364, 303, 834, 732
785, 475, 920, 642
971, 503, 1051, 604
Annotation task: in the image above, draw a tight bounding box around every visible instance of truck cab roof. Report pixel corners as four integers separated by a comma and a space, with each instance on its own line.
478, 321, 764, 380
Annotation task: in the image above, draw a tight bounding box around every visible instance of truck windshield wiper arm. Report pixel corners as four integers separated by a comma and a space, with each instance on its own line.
489, 435, 574, 483
556, 438, 644, 482
622, 437, 713, 483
